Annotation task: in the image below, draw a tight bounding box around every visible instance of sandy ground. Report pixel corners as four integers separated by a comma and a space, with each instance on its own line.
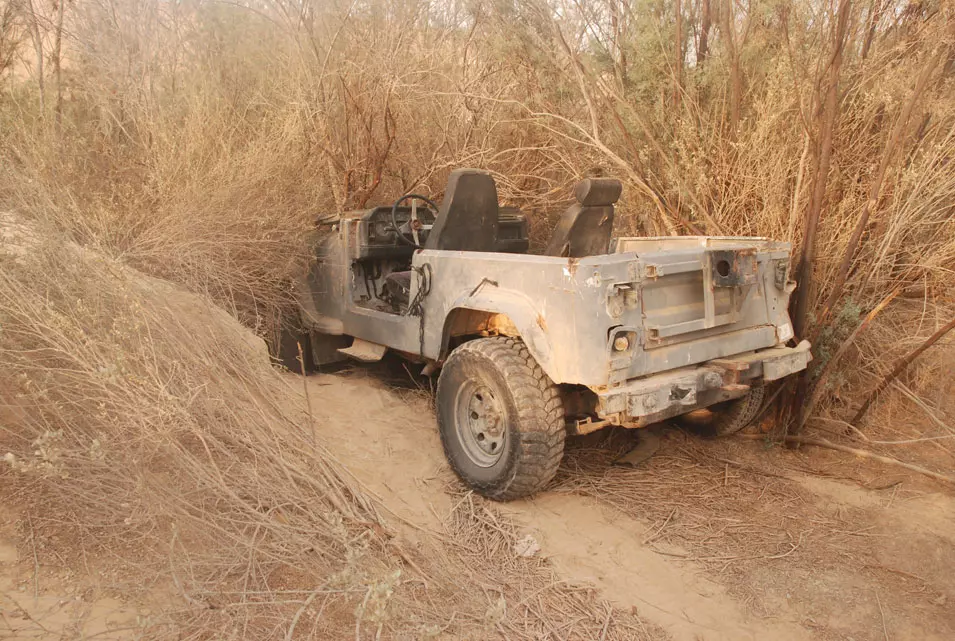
0, 511, 144, 639
302, 364, 955, 641
2, 360, 952, 639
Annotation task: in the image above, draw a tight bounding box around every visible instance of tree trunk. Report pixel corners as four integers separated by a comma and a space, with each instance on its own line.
791, 0, 852, 341
25, 0, 45, 113
610, 0, 627, 87
720, 0, 740, 136
53, 0, 66, 125
787, 0, 852, 437
698, 0, 712, 64
674, 0, 683, 109
860, 0, 884, 61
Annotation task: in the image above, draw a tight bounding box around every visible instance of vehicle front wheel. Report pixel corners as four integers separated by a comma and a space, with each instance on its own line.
436, 337, 565, 501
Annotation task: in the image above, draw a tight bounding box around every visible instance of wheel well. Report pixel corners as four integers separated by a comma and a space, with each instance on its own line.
441, 308, 521, 358
560, 384, 598, 421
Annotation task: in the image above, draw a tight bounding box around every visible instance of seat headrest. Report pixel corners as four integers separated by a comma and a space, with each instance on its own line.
574, 178, 622, 207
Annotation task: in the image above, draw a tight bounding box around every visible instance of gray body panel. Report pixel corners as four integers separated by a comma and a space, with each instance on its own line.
300, 220, 804, 408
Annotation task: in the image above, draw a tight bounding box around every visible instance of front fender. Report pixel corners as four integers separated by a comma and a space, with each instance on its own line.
441, 288, 561, 383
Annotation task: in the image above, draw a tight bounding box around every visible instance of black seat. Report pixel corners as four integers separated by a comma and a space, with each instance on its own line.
545, 178, 622, 258
384, 170, 502, 311
425, 169, 499, 252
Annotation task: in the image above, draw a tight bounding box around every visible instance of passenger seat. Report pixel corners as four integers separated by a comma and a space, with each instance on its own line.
545, 178, 622, 258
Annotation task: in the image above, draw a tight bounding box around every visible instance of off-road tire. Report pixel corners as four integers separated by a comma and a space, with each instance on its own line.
711, 385, 766, 436
436, 337, 565, 501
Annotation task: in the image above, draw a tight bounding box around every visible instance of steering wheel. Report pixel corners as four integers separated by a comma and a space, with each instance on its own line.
391, 194, 439, 248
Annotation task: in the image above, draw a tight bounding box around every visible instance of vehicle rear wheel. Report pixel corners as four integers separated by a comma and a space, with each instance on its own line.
436, 337, 565, 501
711, 385, 766, 436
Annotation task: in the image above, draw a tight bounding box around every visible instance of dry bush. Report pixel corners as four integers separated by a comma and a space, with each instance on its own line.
0, 0, 585, 321
0, 224, 395, 637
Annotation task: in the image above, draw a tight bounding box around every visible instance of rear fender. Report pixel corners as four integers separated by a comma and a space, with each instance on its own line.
440, 289, 559, 382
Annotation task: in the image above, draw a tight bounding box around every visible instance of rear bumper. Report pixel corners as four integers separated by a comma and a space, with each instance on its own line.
590, 340, 811, 430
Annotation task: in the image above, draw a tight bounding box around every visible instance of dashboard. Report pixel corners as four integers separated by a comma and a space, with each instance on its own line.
358, 206, 436, 259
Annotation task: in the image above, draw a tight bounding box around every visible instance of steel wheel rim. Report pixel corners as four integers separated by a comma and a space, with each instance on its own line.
453, 380, 506, 468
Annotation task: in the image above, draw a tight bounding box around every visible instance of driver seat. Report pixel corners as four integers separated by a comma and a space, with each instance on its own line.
384, 169, 500, 310
425, 168, 499, 252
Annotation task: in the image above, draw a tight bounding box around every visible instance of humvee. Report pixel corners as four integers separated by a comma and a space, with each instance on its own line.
287, 169, 811, 500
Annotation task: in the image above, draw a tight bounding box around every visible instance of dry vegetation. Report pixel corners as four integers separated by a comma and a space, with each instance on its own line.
1, 0, 954, 637
1, 0, 951, 413
0, 221, 666, 638
0, 226, 386, 637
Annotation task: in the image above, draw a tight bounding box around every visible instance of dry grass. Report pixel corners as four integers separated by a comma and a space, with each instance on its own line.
0, 224, 388, 637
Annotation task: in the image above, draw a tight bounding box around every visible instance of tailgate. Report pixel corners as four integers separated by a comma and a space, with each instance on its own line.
613, 236, 794, 377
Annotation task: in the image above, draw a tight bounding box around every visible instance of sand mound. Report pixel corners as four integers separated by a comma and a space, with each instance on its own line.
0, 211, 382, 638
1, 210, 270, 367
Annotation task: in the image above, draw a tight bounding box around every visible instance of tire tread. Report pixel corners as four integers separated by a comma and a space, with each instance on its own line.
712, 385, 766, 436
437, 337, 565, 500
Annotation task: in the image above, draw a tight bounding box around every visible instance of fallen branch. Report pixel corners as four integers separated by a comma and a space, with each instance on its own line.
851, 316, 955, 425
737, 433, 955, 485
